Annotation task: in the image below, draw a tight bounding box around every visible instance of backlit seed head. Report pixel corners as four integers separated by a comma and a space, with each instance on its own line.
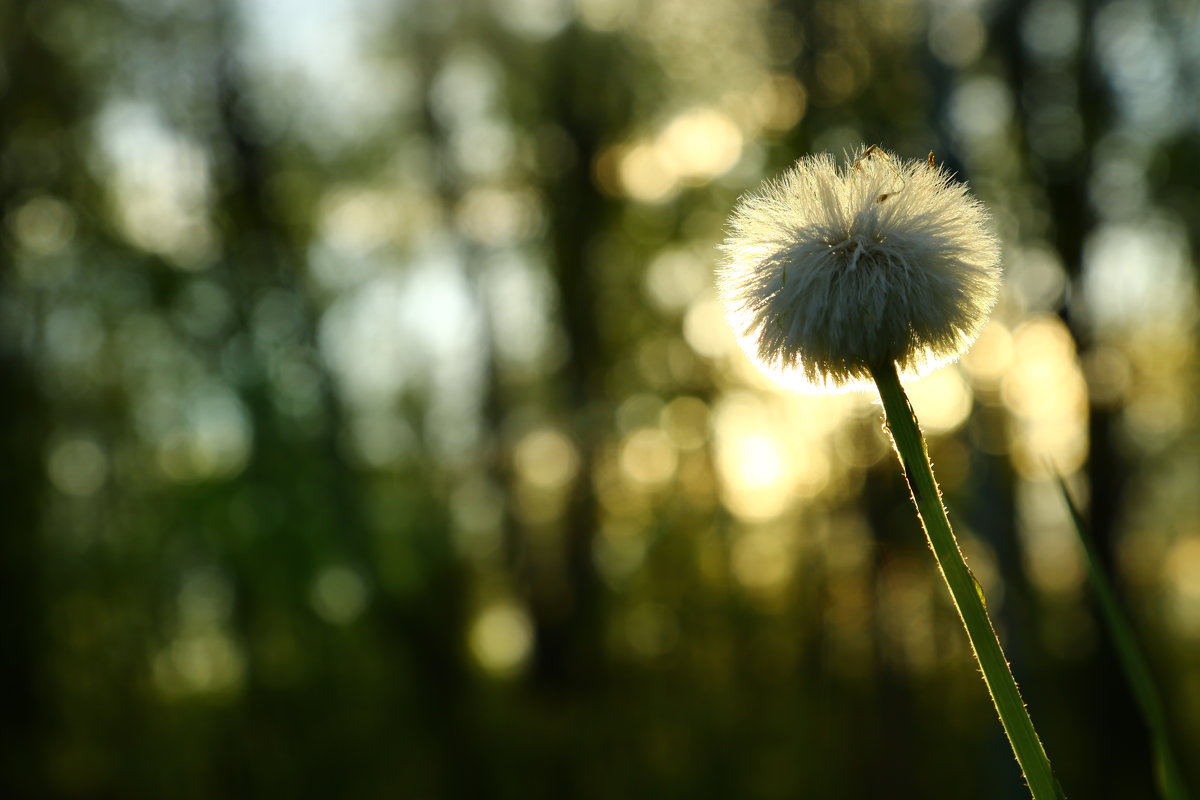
717, 146, 1001, 391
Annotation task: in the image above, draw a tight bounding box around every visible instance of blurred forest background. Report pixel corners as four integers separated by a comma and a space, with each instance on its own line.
2, 0, 1199, 797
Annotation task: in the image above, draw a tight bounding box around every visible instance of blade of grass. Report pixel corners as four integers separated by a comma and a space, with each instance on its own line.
1056, 478, 1193, 800
872, 361, 1065, 800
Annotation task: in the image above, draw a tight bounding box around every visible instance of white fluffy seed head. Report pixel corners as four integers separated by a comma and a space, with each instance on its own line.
717, 146, 1001, 391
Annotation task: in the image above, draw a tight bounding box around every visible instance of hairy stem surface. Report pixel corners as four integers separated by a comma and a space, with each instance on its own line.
871, 360, 1063, 800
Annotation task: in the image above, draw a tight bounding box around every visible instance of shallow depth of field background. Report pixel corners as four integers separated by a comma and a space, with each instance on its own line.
2, 0, 1199, 797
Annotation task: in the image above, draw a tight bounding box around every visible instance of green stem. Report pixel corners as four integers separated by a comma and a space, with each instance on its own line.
1057, 479, 1193, 800
871, 360, 1063, 800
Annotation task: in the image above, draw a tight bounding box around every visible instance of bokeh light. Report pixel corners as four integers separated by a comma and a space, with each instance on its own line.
4, 0, 1199, 797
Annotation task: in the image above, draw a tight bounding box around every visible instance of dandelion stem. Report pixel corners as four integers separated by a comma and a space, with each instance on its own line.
871, 360, 1063, 800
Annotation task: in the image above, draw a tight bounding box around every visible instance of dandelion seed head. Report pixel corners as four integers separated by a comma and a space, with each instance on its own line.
717, 146, 1001, 392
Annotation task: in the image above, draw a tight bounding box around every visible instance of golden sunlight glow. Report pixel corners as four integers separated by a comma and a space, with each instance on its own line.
905, 366, 973, 435
959, 320, 1013, 387
615, 142, 678, 203
683, 297, 737, 359
456, 186, 540, 246
657, 108, 743, 182
513, 427, 580, 489
1002, 315, 1088, 478
644, 247, 708, 312
153, 572, 244, 698
320, 186, 401, 251
1119, 323, 1192, 446
749, 75, 807, 132
619, 428, 679, 485
712, 393, 831, 521
732, 525, 796, 594
723, 328, 845, 395
730, 434, 786, 490
575, 0, 635, 32
153, 630, 245, 697
1017, 477, 1086, 596
597, 106, 744, 202
1165, 536, 1200, 636
468, 600, 533, 678
659, 396, 710, 450
714, 399, 791, 521
723, 315, 963, 397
